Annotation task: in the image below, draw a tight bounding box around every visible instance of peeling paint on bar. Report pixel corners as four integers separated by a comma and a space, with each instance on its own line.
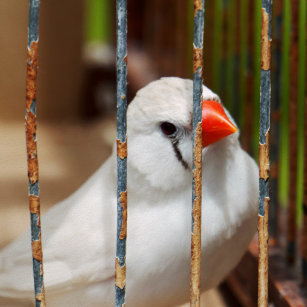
115, 257, 126, 290
258, 198, 269, 306
25, 1, 46, 307
191, 1, 204, 306
259, 133, 270, 181
115, 0, 127, 306
117, 139, 127, 160
258, 2, 272, 307
119, 191, 127, 240
193, 48, 203, 74
261, 9, 271, 71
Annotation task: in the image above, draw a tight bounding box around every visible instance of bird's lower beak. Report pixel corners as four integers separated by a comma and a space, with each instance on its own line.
202, 100, 238, 147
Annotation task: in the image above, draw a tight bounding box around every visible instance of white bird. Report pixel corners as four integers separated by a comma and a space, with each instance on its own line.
0, 77, 258, 307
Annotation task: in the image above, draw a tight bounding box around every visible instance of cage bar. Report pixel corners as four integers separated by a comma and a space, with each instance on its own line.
25, 1, 46, 306
190, 1, 205, 306
115, 0, 128, 306
258, 1, 272, 306
287, 0, 299, 264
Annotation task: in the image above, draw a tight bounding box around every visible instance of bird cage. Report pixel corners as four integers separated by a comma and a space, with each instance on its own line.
0, 0, 306, 306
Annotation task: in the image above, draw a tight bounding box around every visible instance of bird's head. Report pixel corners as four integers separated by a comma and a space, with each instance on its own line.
126, 77, 238, 192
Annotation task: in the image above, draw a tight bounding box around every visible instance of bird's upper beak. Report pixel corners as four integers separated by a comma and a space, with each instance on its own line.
202, 100, 238, 147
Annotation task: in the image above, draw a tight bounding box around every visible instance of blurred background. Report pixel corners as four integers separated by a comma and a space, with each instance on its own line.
0, 0, 306, 305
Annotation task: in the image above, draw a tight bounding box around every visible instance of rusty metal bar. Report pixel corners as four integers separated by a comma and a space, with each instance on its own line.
287, 0, 299, 265
25, 1, 46, 306
190, 1, 204, 306
115, 0, 128, 306
258, 1, 272, 307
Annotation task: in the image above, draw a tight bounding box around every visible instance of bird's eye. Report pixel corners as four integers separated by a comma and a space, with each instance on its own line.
160, 122, 177, 136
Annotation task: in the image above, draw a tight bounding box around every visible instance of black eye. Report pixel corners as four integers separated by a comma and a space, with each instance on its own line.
160, 122, 177, 136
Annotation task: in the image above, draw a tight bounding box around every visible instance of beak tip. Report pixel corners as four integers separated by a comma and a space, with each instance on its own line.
202, 100, 238, 147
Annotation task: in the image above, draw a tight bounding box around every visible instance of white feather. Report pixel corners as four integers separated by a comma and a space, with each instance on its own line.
0, 77, 258, 306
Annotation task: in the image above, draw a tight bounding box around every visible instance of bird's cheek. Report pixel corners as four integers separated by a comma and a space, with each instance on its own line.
177, 141, 193, 170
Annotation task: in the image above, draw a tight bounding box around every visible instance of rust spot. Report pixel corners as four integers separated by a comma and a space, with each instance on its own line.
123, 56, 127, 64
259, 132, 270, 181
26, 41, 38, 110
40, 263, 44, 276
36, 286, 46, 307
193, 122, 202, 197
28, 158, 39, 184
121, 94, 126, 100
193, 47, 203, 74
29, 195, 40, 214
26, 111, 37, 157
119, 191, 127, 240
258, 197, 269, 306
26, 110, 39, 184
32, 240, 42, 262
191, 122, 202, 306
117, 139, 127, 159
115, 257, 126, 289
194, 0, 203, 17
261, 8, 271, 71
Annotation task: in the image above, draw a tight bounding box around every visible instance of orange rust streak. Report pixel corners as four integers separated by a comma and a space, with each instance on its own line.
26, 111, 37, 157
190, 122, 202, 307
36, 288, 46, 305
193, 47, 203, 74
261, 9, 271, 71
259, 133, 270, 181
26, 42, 38, 110
32, 240, 43, 262
119, 191, 127, 240
25, 41, 46, 306
193, 0, 203, 17
29, 195, 40, 214
115, 257, 126, 290
258, 197, 269, 307
117, 139, 127, 160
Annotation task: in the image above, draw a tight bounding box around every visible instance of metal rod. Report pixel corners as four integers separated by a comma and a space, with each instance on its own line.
25, 1, 46, 306
190, 1, 204, 306
287, 0, 299, 265
115, 0, 128, 306
258, 1, 272, 306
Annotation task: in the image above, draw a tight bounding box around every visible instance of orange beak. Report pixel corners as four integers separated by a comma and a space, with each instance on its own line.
202, 100, 238, 147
